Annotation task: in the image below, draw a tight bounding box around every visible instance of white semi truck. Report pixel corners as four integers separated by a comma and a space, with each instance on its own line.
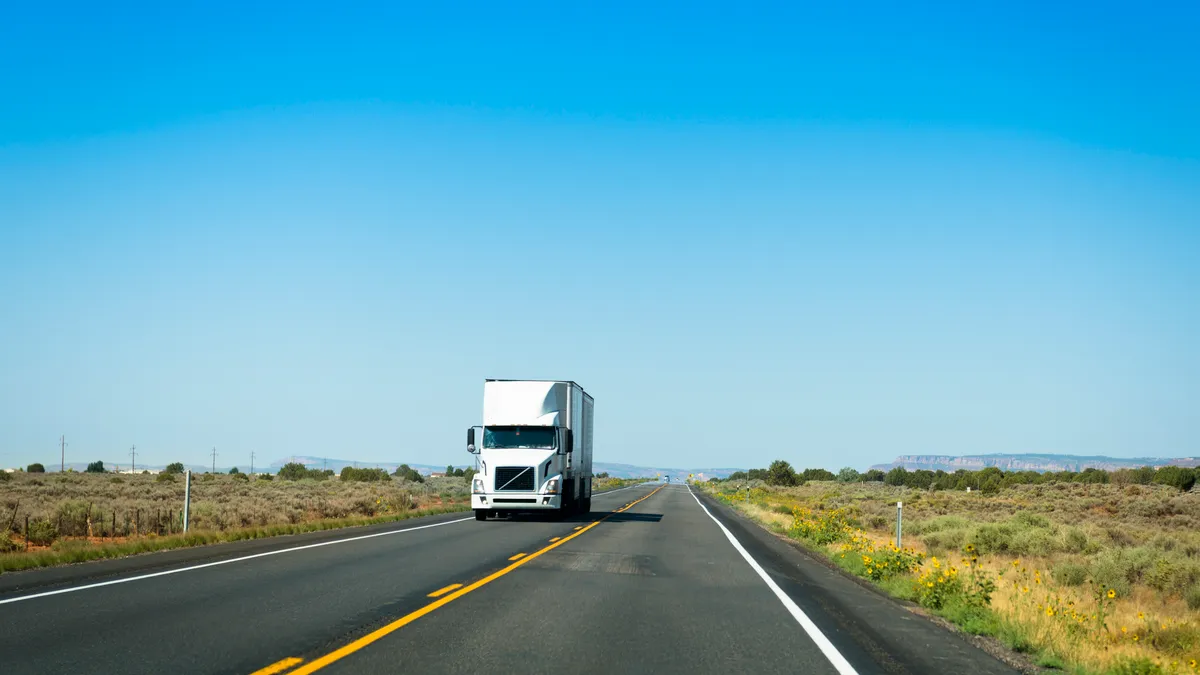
467, 379, 594, 520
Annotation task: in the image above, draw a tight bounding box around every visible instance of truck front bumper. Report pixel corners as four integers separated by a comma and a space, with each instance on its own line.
474, 493, 562, 510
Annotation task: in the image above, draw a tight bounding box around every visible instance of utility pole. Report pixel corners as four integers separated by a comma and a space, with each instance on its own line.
211, 447, 217, 474
60, 435, 66, 472
129, 445, 137, 473
250, 450, 255, 476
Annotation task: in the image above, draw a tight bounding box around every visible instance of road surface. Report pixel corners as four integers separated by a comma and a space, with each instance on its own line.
0, 484, 1020, 675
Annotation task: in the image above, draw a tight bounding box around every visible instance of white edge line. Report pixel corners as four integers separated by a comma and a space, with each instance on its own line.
0, 517, 473, 606
686, 485, 859, 675
0, 483, 656, 606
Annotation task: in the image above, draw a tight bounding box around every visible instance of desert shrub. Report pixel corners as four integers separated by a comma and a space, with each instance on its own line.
201, 473, 215, 482
1061, 526, 1089, 554
1186, 583, 1200, 610
1011, 528, 1058, 557
970, 523, 1016, 555
53, 501, 91, 537
156, 472, 176, 483
1052, 561, 1089, 586
340, 467, 389, 483
923, 528, 968, 554
0, 471, 11, 483
26, 518, 58, 545
1012, 512, 1051, 529
164, 462, 185, 475
0, 531, 20, 552
258, 474, 273, 481
109, 476, 123, 484
1090, 547, 1159, 598
278, 462, 329, 481
232, 472, 249, 482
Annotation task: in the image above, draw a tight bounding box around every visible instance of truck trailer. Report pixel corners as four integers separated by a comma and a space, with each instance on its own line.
467, 379, 594, 520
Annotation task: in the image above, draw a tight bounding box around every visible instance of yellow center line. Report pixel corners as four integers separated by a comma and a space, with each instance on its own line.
250, 657, 304, 675
426, 583, 463, 598
549, 537, 560, 542
280, 485, 663, 675
508, 552, 526, 561
573, 526, 582, 530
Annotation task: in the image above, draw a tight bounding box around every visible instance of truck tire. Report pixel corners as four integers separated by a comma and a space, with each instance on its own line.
581, 497, 591, 515
474, 509, 487, 521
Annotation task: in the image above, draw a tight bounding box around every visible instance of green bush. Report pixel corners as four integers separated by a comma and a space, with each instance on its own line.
232, 472, 249, 482
27, 463, 46, 473
0, 471, 11, 483
164, 462, 185, 475
278, 462, 332, 481
0, 531, 20, 553
257, 474, 273, 481
1051, 561, 1088, 586
86, 461, 106, 473
1186, 583, 1200, 611
156, 472, 176, 483
1011, 528, 1058, 557
201, 473, 215, 482
340, 467, 389, 483
922, 528, 968, 554
1011, 512, 1050, 529
26, 518, 59, 546
109, 476, 123, 484
1061, 527, 1089, 554
970, 523, 1015, 555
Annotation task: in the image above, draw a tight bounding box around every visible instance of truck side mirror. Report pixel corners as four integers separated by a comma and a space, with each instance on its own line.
467, 427, 478, 454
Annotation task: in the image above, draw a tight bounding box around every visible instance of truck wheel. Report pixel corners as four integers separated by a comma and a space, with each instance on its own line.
474, 509, 487, 521
581, 497, 591, 515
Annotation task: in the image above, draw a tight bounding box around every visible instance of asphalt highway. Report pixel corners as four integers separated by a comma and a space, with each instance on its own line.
0, 484, 1021, 675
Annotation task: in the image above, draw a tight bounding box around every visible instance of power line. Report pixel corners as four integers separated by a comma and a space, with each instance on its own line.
211, 447, 217, 474
60, 435, 67, 473
129, 445, 137, 473
250, 450, 255, 476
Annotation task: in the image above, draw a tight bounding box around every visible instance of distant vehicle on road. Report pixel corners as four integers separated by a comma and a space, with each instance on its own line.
467, 380, 594, 521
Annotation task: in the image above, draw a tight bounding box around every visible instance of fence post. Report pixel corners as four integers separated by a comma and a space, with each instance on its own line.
896, 501, 903, 548
135, 509, 139, 537
25, 515, 29, 551
112, 512, 116, 538
183, 470, 191, 533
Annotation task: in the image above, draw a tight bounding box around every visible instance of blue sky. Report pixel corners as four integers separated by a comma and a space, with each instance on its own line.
1, 1, 1197, 471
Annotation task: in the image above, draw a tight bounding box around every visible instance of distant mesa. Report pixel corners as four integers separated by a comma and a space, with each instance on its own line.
869, 454, 1200, 473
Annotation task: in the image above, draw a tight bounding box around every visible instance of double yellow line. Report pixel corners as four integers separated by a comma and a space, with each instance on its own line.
253, 485, 664, 675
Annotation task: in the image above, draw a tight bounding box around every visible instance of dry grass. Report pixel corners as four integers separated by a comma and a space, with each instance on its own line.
707, 480, 1200, 675
0, 471, 470, 563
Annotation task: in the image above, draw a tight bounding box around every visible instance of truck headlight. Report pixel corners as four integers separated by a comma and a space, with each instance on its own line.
472, 478, 485, 494
544, 478, 559, 494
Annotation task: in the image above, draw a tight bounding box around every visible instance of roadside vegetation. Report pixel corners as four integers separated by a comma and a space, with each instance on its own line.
593, 474, 655, 492
702, 461, 1200, 675
0, 467, 472, 573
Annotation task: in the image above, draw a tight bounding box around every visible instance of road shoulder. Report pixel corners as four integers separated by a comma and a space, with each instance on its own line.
692, 488, 1032, 675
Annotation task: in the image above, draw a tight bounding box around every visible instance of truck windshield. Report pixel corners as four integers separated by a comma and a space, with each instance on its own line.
483, 427, 556, 449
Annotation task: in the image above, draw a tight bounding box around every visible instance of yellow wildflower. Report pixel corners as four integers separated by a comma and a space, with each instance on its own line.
1108, 589, 1116, 598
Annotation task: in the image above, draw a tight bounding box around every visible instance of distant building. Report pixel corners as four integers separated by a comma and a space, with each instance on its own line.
430, 472, 447, 478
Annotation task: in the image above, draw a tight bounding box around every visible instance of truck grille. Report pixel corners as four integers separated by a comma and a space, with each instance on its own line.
494, 466, 535, 491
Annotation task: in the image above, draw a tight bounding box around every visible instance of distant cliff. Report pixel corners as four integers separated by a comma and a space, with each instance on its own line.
870, 454, 1200, 473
